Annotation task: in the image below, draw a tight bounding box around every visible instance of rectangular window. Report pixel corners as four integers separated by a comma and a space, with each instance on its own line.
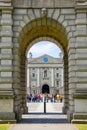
56, 73, 59, 78
32, 68, 35, 70
31, 81, 36, 87
44, 70, 47, 78
32, 73, 35, 77
57, 81, 59, 86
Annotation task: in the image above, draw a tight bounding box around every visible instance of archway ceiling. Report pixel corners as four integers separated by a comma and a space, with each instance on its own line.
19, 18, 68, 56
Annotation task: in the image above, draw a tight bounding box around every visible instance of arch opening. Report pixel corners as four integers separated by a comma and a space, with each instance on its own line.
18, 17, 69, 119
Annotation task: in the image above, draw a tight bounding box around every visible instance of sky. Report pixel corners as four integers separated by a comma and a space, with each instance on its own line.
27, 41, 62, 58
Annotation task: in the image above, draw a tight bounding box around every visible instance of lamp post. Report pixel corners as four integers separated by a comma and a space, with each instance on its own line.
44, 93, 47, 113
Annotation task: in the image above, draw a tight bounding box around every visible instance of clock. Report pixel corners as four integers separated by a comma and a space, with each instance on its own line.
43, 57, 48, 63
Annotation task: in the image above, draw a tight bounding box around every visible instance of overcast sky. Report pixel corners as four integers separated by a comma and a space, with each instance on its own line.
27, 41, 61, 58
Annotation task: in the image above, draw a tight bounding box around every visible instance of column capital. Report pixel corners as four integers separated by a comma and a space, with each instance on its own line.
75, 0, 87, 12
0, 0, 13, 10
0, 0, 12, 6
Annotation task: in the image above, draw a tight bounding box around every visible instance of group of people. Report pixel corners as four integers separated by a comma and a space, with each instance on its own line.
26, 93, 42, 102
26, 93, 63, 103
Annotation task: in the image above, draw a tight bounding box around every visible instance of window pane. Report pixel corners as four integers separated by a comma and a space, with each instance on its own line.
32, 73, 35, 77
56, 73, 59, 77
57, 81, 59, 86
44, 70, 47, 77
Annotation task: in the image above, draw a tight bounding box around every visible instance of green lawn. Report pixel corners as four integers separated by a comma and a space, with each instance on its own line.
76, 124, 87, 130
0, 124, 12, 130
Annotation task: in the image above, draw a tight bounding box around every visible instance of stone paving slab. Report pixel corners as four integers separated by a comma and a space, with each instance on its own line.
10, 124, 78, 130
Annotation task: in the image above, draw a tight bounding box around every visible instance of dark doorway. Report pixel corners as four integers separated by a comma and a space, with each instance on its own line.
42, 84, 50, 94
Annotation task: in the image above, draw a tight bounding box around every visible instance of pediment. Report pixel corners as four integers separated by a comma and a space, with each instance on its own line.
28, 54, 62, 64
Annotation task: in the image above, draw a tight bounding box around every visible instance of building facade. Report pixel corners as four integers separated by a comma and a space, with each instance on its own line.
27, 54, 63, 96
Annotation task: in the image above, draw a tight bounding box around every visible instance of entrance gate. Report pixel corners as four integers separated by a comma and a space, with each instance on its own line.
0, 0, 87, 123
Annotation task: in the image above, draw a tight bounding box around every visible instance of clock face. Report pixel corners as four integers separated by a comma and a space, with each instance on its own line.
43, 57, 48, 63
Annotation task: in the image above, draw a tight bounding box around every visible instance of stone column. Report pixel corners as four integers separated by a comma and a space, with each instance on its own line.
62, 54, 69, 114
72, 2, 87, 123
0, 6, 16, 122
37, 68, 40, 87
51, 68, 54, 87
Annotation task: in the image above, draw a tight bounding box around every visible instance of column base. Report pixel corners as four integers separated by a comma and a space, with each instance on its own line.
62, 106, 68, 114
0, 112, 16, 123
67, 110, 73, 123
15, 105, 28, 122
21, 106, 28, 114
72, 113, 87, 124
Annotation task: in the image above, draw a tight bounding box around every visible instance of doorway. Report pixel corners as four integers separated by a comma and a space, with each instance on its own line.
42, 84, 50, 94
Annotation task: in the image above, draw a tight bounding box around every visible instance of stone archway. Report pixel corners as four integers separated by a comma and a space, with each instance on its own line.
0, 0, 87, 124
42, 84, 50, 94
19, 18, 69, 118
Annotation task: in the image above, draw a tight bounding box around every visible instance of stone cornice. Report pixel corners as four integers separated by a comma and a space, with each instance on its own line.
0, 95, 14, 99
74, 92, 87, 99
0, 92, 15, 99
0, 6, 13, 10
12, 0, 75, 8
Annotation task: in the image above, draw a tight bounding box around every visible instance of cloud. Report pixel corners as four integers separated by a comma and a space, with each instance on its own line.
28, 41, 61, 58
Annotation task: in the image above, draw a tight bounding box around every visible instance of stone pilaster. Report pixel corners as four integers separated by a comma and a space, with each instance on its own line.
0, 1, 16, 123
67, 37, 76, 122
51, 68, 54, 87
72, 2, 87, 123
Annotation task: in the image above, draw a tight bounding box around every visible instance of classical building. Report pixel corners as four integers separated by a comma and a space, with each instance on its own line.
27, 54, 63, 96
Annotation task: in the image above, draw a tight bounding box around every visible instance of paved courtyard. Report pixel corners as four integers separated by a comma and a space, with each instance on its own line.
10, 102, 78, 130
27, 102, 63, 113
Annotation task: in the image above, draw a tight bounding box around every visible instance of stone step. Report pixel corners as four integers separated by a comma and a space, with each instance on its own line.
72, 119, 87, 124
